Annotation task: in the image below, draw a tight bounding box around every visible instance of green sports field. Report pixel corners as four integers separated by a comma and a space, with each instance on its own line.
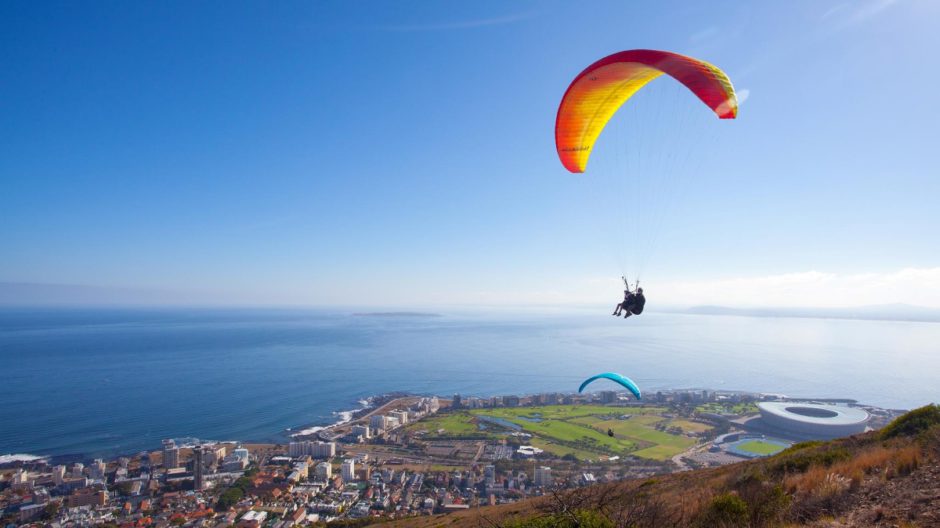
734, 440, 788, 456
408, 405, 710, 461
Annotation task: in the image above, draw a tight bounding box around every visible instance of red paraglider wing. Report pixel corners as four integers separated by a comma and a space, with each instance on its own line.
555, 49, 737, 173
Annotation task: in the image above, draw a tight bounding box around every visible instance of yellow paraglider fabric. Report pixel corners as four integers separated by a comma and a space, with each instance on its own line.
555, 49, 737, 173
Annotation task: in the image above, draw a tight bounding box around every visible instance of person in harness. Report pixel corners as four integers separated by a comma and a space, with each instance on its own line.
612, 277, 635, 317
624, 287, 645, 318
613, 276, 646, 319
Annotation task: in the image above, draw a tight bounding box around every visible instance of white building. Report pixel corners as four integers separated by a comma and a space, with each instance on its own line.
222, 454, 248, 473
11, 469, 31, 489
369, 415, 387, 431
341, 459, 356, 482
288, 441, 335, 458
204, 446, 226, 467
389, 410, 409, 425
534, 466, 553, 488
313, 442, 336, 458
233, 447, 250, 462
52, 465, 66, 485
315, 461, 332, 479
239, 510, 267, 528
89, 459, 106, 479
163, 440, 180, 469
289, 441, 311, 458
351, 425, 370, 439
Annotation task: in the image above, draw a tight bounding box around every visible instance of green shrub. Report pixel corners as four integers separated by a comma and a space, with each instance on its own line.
880, 404, 940, 440
699, 493, 749, 528
771, 445, 850, 474
502, 510, 613, 528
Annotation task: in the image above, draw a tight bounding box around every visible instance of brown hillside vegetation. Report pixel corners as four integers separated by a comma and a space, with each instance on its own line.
375, 405, 940, 528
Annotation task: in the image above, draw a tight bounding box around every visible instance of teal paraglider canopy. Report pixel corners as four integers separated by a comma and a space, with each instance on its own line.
578, 372, 642, 400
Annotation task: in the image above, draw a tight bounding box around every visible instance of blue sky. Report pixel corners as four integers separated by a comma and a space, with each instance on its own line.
2, 0, 939, 307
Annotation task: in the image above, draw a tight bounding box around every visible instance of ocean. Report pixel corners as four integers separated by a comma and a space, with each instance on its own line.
1, 307, 938, 459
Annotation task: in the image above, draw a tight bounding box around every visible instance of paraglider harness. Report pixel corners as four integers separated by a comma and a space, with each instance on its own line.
622, 276, 645, 316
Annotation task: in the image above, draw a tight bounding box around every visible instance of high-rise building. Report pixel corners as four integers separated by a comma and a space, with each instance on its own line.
313, 442, 336, 459
288, 442, 308, 458
599, 391, 617, 404
370, 415, 387, 431
484, 465, 496, 486
288, 441, 335, 459
452, 394, 462, 408
315, 461, 332, 479
163, 440, 180, 469
52, 465, 66, 485
193, 446, 204, 491
71, 463, 84, 478
389, 410, 409, 425
534, 466, 553, 488
89, 459, 106, 479
351, 425, 370, 439
341, 459, 356, 482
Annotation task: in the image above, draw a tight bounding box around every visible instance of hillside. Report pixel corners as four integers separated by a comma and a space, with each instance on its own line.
376, 405, 940, 528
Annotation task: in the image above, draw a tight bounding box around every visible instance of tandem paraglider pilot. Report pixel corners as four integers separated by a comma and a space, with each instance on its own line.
613, 277, 645, 318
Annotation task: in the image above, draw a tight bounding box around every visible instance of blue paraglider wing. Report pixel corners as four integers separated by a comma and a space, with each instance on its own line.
578, 372, 642, 400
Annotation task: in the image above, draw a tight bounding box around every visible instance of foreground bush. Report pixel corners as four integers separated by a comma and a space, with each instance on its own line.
880, 404, 940, 440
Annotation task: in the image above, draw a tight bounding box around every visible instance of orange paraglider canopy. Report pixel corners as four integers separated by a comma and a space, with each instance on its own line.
555, 49, 737, 173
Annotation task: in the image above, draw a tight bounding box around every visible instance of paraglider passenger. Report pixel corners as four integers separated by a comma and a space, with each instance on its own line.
613, 278, 634, 316
624, 288, 646, 318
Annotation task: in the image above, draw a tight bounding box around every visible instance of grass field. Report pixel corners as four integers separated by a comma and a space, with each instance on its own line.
405, 405, 699, 462
572, 417, 696, 461
406, 412, 486, 438
734, 440, 788, 456
527, 437, 601, 462
666, 419, 713, 434
695, 402, 759, 415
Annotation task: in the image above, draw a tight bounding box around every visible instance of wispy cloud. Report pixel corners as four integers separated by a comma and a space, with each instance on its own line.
820, 2, 851, 20
822, 0, 903, 28
656, 267, 940, 308
375, 11, 541, 32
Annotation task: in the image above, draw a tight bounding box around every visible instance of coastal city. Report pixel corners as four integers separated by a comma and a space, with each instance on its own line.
0, 390, 899, 527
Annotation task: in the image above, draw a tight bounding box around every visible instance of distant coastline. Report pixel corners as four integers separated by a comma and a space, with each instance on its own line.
352, 311, 441, 317
674, 303, 940, 323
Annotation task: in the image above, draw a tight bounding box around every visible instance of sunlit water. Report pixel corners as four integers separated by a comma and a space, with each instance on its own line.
1, 307, 937, 458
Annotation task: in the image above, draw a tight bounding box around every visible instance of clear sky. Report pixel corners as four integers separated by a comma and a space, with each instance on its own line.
2, 0, 939, 308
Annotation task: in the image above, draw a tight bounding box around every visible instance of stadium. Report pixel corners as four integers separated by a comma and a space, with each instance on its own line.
757, 402, 870, 439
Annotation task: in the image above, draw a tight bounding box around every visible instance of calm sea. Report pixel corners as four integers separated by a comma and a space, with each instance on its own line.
1, 307, 938, 459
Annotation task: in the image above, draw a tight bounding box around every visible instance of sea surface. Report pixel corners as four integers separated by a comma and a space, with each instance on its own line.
1, 307, 938, 459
